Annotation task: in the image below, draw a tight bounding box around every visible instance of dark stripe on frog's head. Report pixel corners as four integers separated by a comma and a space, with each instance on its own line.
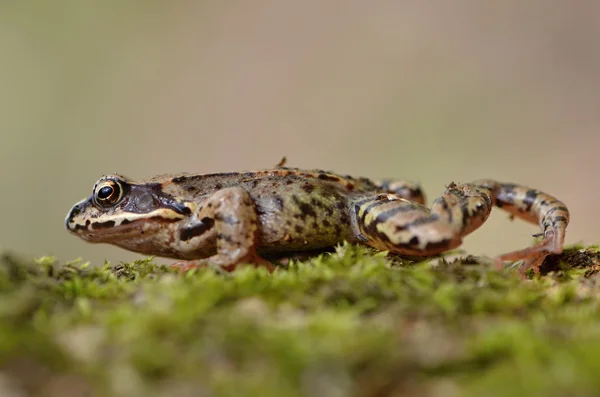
66, 175, 192, 233
120, 183, 191, 216
88, 176, 191, 216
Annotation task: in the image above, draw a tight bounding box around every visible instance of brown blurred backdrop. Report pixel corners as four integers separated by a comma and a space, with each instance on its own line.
1, 1, 598, 266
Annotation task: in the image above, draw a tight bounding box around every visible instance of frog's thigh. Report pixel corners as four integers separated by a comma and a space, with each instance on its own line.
355, 194, 460, 256
197, 187, 268, 268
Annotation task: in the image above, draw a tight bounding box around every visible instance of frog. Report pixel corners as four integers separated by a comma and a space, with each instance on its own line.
65, 162, 569, 275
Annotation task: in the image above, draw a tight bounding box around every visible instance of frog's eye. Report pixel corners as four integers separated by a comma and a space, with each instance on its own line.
93, 179, 124, 208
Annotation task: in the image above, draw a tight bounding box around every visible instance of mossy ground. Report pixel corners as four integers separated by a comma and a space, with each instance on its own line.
1, 244, 600, 397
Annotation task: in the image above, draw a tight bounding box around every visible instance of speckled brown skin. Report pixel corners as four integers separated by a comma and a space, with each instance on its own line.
65, 167, 569, 275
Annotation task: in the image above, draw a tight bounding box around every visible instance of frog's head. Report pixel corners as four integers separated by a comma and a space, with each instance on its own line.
65, 175, 192, 246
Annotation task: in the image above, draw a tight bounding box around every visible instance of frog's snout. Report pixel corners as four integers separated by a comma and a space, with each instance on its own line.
65, 205, 79, 231
65, 198, 90, 231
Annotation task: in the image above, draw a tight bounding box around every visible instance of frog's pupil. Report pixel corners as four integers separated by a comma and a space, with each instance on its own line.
98, 186, 114, 199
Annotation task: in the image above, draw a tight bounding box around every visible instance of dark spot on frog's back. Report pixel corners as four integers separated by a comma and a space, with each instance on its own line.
299, 202, 317, 218
318, 173, 340, 182
340, 213, 349, 224
334, 224, 342, 237
302, 183, 314, 193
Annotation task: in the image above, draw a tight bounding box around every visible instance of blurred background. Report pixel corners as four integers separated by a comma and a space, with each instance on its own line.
1, 1, 598, 266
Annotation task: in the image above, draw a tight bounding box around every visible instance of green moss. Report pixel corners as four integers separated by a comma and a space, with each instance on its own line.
1, 244, 600, 396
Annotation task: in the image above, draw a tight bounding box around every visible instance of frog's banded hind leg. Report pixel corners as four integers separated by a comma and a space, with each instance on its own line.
373, 179, 426, 205
356, 180, 569, 275
475, 180, 570, 275
171, 187, 274, 272
354, 182, 494, 257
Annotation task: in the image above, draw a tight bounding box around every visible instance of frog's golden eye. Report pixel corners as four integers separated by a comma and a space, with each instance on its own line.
93, 180, 124, 208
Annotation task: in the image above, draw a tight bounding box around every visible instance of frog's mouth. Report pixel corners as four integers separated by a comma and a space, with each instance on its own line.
65, 197, 185, 242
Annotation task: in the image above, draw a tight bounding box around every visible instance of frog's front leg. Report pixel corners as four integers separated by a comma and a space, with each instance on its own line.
354, 182, 493, 256
476, 180, 570, 275
172, 187, 274, 272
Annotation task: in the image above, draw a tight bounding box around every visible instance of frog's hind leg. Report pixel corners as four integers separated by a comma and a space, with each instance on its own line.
476, 180, 570, 275
354, 182, 493, 257
373, 179, 426, 204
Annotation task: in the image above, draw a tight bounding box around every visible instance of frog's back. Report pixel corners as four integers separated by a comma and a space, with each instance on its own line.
160, 168, 381, 252
245, 168, 381, 252
157, 167, 382, 199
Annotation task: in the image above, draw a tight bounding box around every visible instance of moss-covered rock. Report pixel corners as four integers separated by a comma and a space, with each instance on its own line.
1, 244, 600, 397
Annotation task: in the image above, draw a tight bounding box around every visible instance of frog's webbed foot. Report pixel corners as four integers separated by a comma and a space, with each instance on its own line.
355, 179, 569, 277
494, 230, 564, 277
478, 179, 569, 276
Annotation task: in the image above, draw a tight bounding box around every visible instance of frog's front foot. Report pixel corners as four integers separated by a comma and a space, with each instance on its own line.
171, 186, 276, 273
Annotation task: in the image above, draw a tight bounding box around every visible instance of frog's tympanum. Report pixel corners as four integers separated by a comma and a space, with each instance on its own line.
66, 163, 569, 275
